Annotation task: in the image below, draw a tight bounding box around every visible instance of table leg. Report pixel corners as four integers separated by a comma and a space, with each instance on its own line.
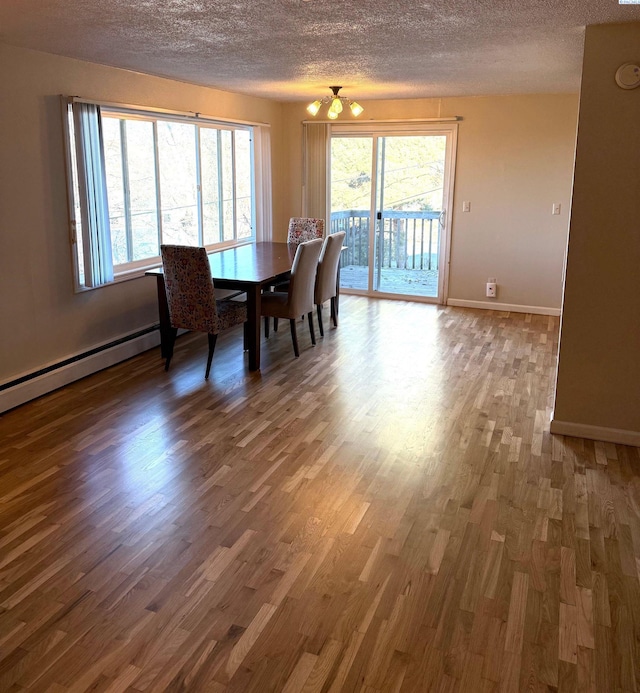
155, 276, 171, 359
247, 284, 262, 371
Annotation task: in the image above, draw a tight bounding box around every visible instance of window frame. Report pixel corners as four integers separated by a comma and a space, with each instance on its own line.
62, 97, 269, 292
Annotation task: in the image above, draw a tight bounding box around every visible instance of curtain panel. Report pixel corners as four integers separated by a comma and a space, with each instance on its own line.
302, 122, 329, 221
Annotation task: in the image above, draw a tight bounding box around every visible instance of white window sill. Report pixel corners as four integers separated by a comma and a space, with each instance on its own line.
75, 239, 256, 292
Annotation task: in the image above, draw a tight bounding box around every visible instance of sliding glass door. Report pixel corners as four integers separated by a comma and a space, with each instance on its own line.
330, 126, 456, 301
330, 137, 374, 292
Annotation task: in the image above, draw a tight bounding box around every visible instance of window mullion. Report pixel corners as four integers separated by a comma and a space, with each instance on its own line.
120, 120, 133, 263
217, 130, 224, 243
153, 121, 163, 250
195, 126, 204, 246
231, 131, 237, 241
249, 133, 256, 239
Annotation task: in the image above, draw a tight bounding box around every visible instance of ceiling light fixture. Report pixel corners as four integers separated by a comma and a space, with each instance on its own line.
307, 86, 364, 119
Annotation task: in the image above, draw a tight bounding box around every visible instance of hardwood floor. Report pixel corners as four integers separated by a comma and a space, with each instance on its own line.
1, 296, 639, 692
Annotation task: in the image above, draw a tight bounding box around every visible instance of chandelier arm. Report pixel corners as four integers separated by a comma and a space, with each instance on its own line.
307, 87, 364, 118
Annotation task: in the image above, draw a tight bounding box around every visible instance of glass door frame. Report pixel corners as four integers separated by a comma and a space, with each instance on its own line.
329, 122, 458, 304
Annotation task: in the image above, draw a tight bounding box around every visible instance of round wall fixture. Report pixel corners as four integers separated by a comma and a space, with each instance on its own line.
615, 63, 640, 89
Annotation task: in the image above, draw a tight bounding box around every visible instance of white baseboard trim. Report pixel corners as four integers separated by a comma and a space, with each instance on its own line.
0, 327, 160, 414
446, 298, 560, 316
550, 418, 640, 447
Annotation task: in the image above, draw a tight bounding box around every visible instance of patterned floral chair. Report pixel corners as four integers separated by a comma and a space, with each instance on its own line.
287, 217, 325, 245
160, 245, 247, 379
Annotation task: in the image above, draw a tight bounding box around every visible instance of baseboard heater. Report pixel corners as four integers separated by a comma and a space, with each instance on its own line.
0, 325, 160, 414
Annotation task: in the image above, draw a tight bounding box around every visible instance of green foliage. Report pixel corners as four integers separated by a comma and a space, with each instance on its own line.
330, 135, 446, 268
330, 135, 446, 213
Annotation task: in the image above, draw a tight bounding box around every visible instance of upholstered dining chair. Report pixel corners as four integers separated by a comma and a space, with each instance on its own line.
261, 238, 323, 357
269, 217, 325, 326
160, 245, 247, 379
287, 217, 325, 246
315, 231, 346, 337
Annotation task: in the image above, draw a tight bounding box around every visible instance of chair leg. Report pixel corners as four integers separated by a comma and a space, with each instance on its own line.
274, 318, 278, 332
205, 333, 218, 379
330, 297, 338, 327
289, 319, 300, 357
316, 304, 324, 337
264, 315, 270, 338
308, 312, 316, 346
164, 327, 179, 371
243, 321, 249, 351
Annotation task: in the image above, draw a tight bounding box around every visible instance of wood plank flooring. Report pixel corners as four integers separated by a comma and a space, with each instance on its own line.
0, 296, 639, 692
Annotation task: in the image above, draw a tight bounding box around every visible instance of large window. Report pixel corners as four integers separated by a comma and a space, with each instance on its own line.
65, 100, 268, 289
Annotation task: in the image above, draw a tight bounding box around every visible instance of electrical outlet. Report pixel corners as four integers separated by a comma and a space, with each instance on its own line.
486, 282, 497, 298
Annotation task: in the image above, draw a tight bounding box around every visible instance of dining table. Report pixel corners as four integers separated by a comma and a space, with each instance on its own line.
146, 242, 297, 371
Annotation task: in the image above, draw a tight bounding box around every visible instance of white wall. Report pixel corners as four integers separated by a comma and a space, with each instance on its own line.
281, 94, 579, 312
0, 44, 285, 387
552, 23, 640, 444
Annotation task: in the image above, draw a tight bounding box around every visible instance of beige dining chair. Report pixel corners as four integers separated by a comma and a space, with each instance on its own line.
160, 245, 247, 379
315, 231, 346, 337
261, 238, 323, 357
269, 217, 326, 330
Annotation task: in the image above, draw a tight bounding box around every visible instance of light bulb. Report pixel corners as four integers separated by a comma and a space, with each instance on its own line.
327, 109, 339, 120
307, 100, 322, 116
330, 97, 343, 114
350, 101, 364, 117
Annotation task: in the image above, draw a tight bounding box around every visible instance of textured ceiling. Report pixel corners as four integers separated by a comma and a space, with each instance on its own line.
1, 1, 640, 101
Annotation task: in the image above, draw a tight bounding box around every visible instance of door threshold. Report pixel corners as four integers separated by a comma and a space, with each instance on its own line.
340, 289, 442, 304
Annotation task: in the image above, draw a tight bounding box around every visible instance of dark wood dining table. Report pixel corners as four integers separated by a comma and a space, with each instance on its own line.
146, 242, 297, 371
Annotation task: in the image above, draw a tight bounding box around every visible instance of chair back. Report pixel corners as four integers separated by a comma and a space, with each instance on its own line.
160, 245, 218, 333
315, 232, 346, 305
288, 239, 324, 317
287, 217, 325, 246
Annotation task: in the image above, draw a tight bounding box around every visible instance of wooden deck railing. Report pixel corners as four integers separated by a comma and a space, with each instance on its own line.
330, 209, 441, 270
